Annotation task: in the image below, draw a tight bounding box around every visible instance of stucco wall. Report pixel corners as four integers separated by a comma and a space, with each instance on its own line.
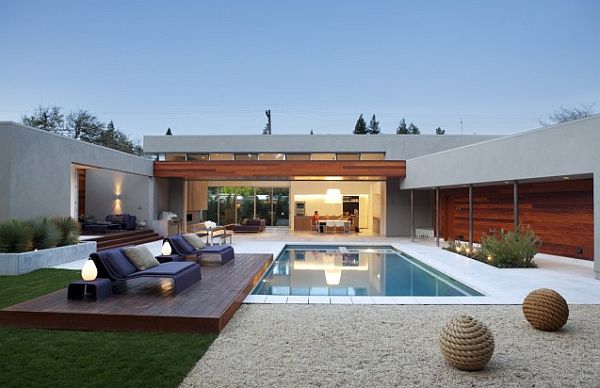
0, 121, 154, 222
144, 134, 496, 160
400, 115, 600, 278
85, 169, 152, 222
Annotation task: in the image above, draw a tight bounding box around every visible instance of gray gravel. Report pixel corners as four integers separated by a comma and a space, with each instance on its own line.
181, 304, 600, 388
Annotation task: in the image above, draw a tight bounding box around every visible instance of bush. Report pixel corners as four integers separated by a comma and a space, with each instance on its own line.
479, 228, 539, 268
26, 217, 60, 250
53, 217, 80, 247
0, 220, 32, 253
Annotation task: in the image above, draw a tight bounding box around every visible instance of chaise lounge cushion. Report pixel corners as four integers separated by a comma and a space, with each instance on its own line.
170, 235, 197, 254
105, 248, 138, 276
128, 261, 197, 277
183, 233, 206, 250
122, 246, 160, 271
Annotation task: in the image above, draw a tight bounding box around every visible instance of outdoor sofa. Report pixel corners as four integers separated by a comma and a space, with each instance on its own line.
90, 247, 201, 295
165, 235, 235, 265
227, 218, 266, 233
105, 214, 137, 230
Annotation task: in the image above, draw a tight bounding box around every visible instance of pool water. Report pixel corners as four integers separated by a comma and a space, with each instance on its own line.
252, 245, 482, 297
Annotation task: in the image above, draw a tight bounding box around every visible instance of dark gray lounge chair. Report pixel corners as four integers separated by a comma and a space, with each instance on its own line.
165, 235, 235, 264
90, 247, 201, 295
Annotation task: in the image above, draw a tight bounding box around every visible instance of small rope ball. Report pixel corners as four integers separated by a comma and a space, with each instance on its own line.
439, 315, 494, 371
522, 288, 569, 331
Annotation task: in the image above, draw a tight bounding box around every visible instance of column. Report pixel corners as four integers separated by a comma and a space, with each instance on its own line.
468, 184, 473, 245
436, 187, 440, 247
513, 180, 519, 229
410, 189, 415, 241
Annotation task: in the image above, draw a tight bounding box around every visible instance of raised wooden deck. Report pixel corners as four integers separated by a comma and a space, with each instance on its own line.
0, 253, 272, 334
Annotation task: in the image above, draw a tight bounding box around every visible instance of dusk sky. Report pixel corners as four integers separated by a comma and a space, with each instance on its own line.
1, 0, 598, 141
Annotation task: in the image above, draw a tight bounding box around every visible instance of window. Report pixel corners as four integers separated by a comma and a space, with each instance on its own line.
187, 153, 209, 161
165, 153, 186, 161
310, 153, 336, 160
258, 153, 286, 160
209, 153, 234, 160
360, 153, 385, 160
286, 154, 310, 160
234, 153, 259, 161
336, 153, 360, 160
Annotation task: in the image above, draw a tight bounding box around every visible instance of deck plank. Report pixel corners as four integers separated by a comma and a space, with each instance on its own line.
0, 253, 272, 334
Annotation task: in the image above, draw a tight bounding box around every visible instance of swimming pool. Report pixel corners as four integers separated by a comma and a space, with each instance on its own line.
252, 245, 482, 297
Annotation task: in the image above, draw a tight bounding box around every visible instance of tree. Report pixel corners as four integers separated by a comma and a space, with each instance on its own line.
408, 122, 420, 135
22, 105, 65, 133
539, 104, 595, 126
66, 109, 104, 142
353, 114, 368, 134
368, 114, 381, 134
435, 126, 445, 135
166, 127, 172, 135
396, 118, 408, 134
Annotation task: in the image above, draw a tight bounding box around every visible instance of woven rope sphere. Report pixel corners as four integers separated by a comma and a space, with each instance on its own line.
522, 288, 569, 331
439, 315, 494, 371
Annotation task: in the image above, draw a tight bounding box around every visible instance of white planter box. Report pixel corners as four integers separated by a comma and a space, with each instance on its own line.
0, 242, 97, 275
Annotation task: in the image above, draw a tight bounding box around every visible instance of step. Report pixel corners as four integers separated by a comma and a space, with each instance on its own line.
97, 235, 163, 251
95, 231, 159, 246
96, 233, 160, 249
91, 229, 151, 243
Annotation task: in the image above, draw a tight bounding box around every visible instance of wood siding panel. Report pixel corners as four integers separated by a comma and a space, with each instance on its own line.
154, 160, 406, 180
439, 179, 594, 260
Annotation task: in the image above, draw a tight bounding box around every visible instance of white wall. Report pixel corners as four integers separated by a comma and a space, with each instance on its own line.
85, 168, 152, 222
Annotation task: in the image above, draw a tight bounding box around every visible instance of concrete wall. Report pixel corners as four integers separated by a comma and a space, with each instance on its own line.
0, 122, 154, 222
400, 115, 600, 278
144, 134, 497, 160
385, 181, 432, 237
85, 169, 153, 222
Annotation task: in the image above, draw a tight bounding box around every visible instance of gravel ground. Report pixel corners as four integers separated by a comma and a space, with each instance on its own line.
181, 304, 600, 388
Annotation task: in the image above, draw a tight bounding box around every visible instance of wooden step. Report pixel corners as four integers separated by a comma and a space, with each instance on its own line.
91, 229, 150, 243
97, 235, 163, 251
95, 231, 159, 247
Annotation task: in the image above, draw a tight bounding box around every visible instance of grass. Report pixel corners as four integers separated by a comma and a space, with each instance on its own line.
0, 269, 216, 388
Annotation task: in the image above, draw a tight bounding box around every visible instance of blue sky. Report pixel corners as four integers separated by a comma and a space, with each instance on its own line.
0, 1, 598, 140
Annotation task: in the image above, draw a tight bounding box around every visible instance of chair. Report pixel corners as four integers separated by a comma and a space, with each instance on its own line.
164, 235, 235, 265
90, 247, 201, 295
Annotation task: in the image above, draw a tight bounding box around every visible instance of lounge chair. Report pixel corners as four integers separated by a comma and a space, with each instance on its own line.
165, 235, 235, 265
90, 247, 202, 295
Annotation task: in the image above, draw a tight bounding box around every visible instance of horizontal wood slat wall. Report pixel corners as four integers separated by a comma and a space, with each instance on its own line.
154, 160, 406, 180
440, 179, 594, 260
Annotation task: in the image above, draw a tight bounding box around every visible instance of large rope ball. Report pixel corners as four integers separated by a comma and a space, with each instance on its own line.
439, 315, 495, 371
522, 288, 569, 331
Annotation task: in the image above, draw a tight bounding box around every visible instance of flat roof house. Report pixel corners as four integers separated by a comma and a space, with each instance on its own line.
1, 115, 599, 279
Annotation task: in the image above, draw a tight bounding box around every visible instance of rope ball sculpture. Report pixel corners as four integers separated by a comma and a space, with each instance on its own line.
439, 315, 495, 371
522, 288, 569, 331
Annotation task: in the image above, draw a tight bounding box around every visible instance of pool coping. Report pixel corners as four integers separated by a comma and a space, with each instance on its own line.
240, 241, 600, 305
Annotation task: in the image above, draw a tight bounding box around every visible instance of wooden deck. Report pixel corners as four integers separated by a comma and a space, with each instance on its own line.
0, 253, 272, 334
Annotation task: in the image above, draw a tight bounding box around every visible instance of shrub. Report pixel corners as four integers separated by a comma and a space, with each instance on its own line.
0, 220, 32, 253
26, 217, 61, 250
479, 228, 539, 268
53, 217, 80, 247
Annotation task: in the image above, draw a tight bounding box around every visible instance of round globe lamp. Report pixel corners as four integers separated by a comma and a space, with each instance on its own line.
81, 259, 98, 282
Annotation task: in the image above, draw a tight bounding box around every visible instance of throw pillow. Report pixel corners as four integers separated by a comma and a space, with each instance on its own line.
122, 246, 160, 271
183, 233, 206, 250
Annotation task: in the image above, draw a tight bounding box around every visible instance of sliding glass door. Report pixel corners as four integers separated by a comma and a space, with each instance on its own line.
205, 186, 289, 226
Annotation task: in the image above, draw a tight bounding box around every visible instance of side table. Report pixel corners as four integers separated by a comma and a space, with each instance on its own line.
68, 278, 112, 301
155, 254, 181, 263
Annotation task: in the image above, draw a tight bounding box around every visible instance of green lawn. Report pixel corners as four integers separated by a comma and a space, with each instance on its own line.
0, 269, 216, 388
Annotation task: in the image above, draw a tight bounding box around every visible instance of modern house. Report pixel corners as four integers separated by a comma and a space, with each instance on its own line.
1, 115, 599, 279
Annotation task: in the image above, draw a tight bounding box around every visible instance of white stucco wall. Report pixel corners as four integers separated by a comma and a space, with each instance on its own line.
0, 121, 154, 221
400, 115, 600, 278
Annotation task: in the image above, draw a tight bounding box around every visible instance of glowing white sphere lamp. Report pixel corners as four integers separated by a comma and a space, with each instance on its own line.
161, 241, 172, 256
81, 259, 98, 282
324, 189, 342, 204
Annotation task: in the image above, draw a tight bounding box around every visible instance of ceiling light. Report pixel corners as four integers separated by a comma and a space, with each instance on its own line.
324, 189, 342, 204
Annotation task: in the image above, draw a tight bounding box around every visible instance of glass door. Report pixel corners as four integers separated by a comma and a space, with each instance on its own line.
273, 188, 290, 226
256, 188, 273, 226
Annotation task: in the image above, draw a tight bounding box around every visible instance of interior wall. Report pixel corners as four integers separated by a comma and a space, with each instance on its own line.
291, 181, 374, 229
85, 169, 151, 222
